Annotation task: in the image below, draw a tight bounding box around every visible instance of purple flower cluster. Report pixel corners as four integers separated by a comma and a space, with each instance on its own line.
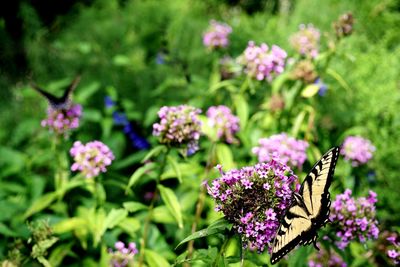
330, 189, 379, 249
152, 105, 202, 155
203, 20, 232, 49
206, 105, 240, 144
41, 104, 82, 136
386, 232, 400, 265
290, 24, 320, 58
341, 136, 375, 166
252, 133, 309, 169
238, 41, 287, 82
207, 161, 297, 252
70, 140, 115, 178
109, 241, 138, 267
308, 245, 347, 267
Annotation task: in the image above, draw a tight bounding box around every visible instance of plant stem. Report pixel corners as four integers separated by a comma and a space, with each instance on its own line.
186, 142, 217, 263
138, 147, 170, 267
213, 236, 230, 267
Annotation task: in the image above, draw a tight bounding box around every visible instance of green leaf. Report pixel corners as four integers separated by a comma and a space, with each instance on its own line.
301, 84, 320, 98
272, 72, 289, 94
49, 243, 73, 266
157, 185, 183, 228
103, 208, 128, 231
75, 81, 101, 103
142, 145, 167, 163
125, 163, 155, 193
216, 143, 235, 170
326, 68, 351, 91
166, 156, 182, 183
52, 218, 87, 234
233, 94, 249, 130
176, 218, 231, 249
0, 222, 18, 237
123, 201, 148, 213
117, 217, 141, 236
152, 206, 176, 224
24, 192, 58, 219
144, 249, 170, 267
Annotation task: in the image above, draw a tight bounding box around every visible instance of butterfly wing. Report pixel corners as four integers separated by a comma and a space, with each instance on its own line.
31, 75, 81, 110
299, 146, 339, 222
270, 147, 339, 264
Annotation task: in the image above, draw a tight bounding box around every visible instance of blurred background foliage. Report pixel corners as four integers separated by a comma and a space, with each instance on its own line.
0, 0, 399, 265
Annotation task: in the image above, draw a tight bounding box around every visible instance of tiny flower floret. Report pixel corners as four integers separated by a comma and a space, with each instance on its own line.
70, 140, 115, 178
341, 136, 375, 166
152, 105, 202, 155
252, 133, 309, 169
206, 105, 240, 144
207, 160, 297, 252
330, 189, 379, 249
109, 241, 138, 267
41, 104, 82, 136
203, 20, 232, 49
238, 41, 287, 82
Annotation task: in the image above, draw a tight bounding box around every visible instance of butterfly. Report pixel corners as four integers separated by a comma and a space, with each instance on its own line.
270, 146, 340, 264
30, 75, 81, 110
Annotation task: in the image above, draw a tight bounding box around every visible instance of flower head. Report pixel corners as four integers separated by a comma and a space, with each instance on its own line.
70, 140, 115, 178
252, 133, 309, 169
203, 20, 232, 49
152, 105, 202, 155
333, 12, 354, 38
341, 136, 375, 166
291, 60, 317, 83
330, 189, 379, 249
206, 105, 240, 144
290, 24, 320, 58
238, 41, 287, 82
41, 104, 82, 136
109, 241, 138, 267
207, 161, 297, 252
308, 245, 347, 267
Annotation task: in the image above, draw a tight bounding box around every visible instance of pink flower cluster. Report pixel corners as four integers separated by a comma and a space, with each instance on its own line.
203, 20, 232, 49
109, 241, 138, 267
330, 189, 379, 249
41, 104, 82, 136
70, 140, 115, 178
207, 161, 297, 253
252, 133, 309, 169
308, 245, 347, 267
387, 232, 400, 265
238, 41, 287, 82
152, 105, 202, 155
341, 136, 375, 166
290, 24, 320, 58
206, 105, 240, 144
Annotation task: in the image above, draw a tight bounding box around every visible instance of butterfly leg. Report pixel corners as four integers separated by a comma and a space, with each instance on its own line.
312, 235, 319, 250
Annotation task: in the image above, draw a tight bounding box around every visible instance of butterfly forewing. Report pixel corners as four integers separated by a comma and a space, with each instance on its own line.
270, 147, 339, 264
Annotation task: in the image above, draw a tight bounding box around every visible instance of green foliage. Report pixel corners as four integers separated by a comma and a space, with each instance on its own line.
0, 0, 399, 266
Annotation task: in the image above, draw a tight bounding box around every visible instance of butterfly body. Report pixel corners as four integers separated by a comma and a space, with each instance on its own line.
270, 146, 339, 264
30, 76, 81, 110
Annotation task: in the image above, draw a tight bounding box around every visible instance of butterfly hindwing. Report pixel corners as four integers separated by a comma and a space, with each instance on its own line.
270, 147, 339, 264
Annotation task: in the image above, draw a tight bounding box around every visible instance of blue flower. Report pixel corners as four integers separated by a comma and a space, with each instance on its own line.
113, 111, 129, 126
104, 96, 116, 108
314, 78, 328, 96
